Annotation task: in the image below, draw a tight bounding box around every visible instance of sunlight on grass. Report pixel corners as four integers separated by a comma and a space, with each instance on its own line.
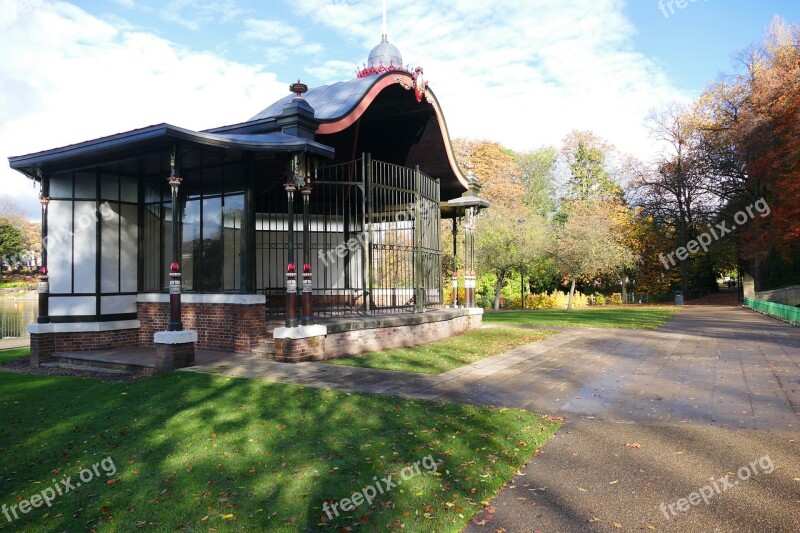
325, 327, 558, 374
0, 371, 561, 532
483, 306, 680, 329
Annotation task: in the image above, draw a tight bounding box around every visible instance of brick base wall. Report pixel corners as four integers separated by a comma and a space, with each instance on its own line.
30, 328, 139, 366
274, 312, 482, 363
30, 333, 56, 365
155, 342, 195, 370
138, 302, 266, 352
54, 328, 140, 352
274, 336, 325, 363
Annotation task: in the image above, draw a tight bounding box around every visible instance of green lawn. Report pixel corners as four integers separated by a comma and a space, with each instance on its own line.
0, 370, 560, 532
0, 347, 29, 365
325, 327, 558, 374
484, 306, 680, 329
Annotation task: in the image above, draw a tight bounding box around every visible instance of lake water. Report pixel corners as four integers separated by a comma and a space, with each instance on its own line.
0, 297, 37, 338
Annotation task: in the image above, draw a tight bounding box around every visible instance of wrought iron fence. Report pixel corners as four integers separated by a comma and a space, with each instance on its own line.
256, 154, 442, 318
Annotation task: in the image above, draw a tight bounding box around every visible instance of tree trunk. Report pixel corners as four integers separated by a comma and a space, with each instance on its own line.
567, 278, 576, 311
678, 219, 690, 297
621, 274, 627, 304
493, 274, 504, 311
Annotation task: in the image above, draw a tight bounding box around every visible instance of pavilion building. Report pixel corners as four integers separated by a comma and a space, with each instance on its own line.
9, 35, 487, 369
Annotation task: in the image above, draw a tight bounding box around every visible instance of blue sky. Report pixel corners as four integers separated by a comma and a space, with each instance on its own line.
624, 0, 800, 92
1, 0, 798, 214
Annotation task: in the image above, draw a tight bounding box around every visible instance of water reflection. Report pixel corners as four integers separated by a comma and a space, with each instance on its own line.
0, 297, 37, 338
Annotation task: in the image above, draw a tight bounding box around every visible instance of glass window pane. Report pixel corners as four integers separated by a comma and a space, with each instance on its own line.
50, 172, 73, 198
101, 173, 119, 201
121, 176, 137, 203
201, 197, 222, 292
223, 194, 244, 291
182, 199, 200, 291
74, 171, 96, 199
143, 205, 160, 292
101, 202, 120, 293
163, 201, 173, 291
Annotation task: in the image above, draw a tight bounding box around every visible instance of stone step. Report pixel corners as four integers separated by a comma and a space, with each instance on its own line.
265, 320, 284, 338
42, 361, 131, 375
252, 338, 275, 360
50, 355, 153, 375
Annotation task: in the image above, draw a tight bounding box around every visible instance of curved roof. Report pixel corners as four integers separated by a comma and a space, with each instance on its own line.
250, 72, 471, 194
251, 75, 382, 123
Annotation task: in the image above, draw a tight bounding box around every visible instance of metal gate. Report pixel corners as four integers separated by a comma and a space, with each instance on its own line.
256, 154, 441, 317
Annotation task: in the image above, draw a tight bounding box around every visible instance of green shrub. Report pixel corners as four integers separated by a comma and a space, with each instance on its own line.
610, 293, 623, 305
593, 292, 606, 305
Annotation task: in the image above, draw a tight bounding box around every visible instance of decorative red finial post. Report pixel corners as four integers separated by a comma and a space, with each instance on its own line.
167, 147, 184, 331
301, 160, 314, 325
37, 190, 50, 324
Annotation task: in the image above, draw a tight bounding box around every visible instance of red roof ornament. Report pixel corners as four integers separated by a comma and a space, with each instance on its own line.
413, 66, 427, 103
170, 262, 180, 273
287, 263, 296, 273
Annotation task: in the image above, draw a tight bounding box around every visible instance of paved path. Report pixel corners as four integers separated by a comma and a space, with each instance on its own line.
0, 338, 29, 350
186, 306, 800, 532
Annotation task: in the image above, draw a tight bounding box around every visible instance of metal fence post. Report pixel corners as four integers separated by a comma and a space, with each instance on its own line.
414, 165, 424, 313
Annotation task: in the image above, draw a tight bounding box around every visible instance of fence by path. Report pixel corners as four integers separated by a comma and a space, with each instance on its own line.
744, 297, 800, 324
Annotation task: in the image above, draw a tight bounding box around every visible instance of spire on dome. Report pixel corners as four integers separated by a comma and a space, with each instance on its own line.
355, 1, 410, 78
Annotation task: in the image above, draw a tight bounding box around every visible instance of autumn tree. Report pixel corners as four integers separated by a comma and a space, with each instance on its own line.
625, 208, 680, 296
0, 195, 40, 267
733, 19, 800, 288
560, 131, 622, 203
554, 200, 638, 310
451, 139, 523, 210
475, 206, 549, 310
0, 224, 24, 278
515, 147, 557, 215
631, 104, 718, 295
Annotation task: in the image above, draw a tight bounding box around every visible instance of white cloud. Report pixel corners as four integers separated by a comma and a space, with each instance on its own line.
239, 18, 303, 45
0, 0, 695, 215
304, 60, 356, 83
287, 0, 691, 158
0, 0, 288, 216
160, 0, 247, 30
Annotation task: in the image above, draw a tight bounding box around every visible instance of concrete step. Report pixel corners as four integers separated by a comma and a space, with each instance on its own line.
42, 361, 131, 375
